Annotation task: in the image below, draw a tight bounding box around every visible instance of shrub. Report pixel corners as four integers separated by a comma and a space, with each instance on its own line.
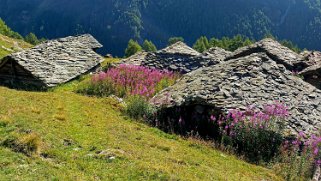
211, 102, 289, 163
77, 65, 179, 99
274, 132, 321, 180
125, 39, 142, 57
1, 132, 42, 156
126, 95, 155, 120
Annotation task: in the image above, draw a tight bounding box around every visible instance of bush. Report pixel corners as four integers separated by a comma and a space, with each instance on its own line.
24, 32, 40, 45
274, 132, 321, 180
168, 37, 184, 45
126, 95, 155, 120
1, 132, 42, 156
211, 102, 289, 163
77, 65, 179, 98
142, 40, 157, 52
125, 39, 142, 57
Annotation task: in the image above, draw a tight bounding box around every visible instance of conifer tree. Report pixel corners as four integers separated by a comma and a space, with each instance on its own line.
193, 36, 209, 53
125, 39, 142, 57
142, 40, 157, 52
168, 37, 184, 45
25, 33, 40, 45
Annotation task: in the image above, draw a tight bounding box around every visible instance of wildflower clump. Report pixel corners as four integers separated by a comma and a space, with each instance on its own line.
212, 102, 289, 163
276, 132, 321, 180
77, 64, 179, 98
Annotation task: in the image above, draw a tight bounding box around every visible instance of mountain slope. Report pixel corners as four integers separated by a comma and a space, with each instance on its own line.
0, 34, 31, 59
0, 86, 282, 180
1, 0, 321, 54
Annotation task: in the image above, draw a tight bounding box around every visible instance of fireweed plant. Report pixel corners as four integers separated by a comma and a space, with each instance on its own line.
275, 131, 321, 179
77, 64, 179, 98
209, 102, 289, 163
207, 102, 321, 178
155, 101, 321, 177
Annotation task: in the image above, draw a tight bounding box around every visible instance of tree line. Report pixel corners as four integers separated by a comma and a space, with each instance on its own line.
124, 34, 301, 57
0, 18, 44, 45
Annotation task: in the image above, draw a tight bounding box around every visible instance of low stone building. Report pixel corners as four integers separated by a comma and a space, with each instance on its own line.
225, 38, 307, 70
119, 41, 223, 73
0, 34, 104, 89
151, 53, 321, 136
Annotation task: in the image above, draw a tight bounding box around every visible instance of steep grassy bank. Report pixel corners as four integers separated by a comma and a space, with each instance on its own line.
0, 34, 31, 59
0, 87, 282, 180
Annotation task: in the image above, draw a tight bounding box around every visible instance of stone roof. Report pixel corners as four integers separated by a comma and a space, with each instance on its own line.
203, 47, 231, 61
117, 51, 148, 66
141, 52, 218, 73
151, 53, 321, 135
299, 51, 321, 75
159, 41, 200, 56
117, 42, 218, 73
55, 34, 103, 50
226, 38, 306, 70
1, 34, 104, 87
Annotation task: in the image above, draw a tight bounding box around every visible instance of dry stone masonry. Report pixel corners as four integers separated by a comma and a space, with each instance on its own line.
299, 51, 321, 89
0, 34, 104, 89
203, 47, 231, 61
119, 41, 224, 73
117, 51, 148, 66
151, 53, 321, 135
225, 38, 306, 70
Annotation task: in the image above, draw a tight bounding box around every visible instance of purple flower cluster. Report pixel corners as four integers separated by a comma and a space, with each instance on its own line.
212, 102, 289, 136
286, 131, 321, 166
91, 64, 178, 98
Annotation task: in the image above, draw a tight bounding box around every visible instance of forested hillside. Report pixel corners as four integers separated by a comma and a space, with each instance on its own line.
0, 0, 321, 55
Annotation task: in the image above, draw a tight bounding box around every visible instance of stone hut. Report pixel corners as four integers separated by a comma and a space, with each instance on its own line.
151, 53, 321, 136
0, 34, 104, 89
225, 38, 307, 71
119, 41, 221, 73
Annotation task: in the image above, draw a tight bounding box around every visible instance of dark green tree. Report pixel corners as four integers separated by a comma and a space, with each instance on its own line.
264, 33, 301, 53
228, 35, 254, 51
193, 36, 210, 53
0, 18, 23, 39
142, 40, 157, 52
168, 37, 184, 45
263, 33, 276, 40
25, 33, 40, 45
280, 40, 301, 53
125, 39, 142, 57
209, 35, 254, 51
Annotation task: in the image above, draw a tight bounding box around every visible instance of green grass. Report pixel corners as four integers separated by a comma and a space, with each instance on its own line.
0, 86, 283, 180
52, 58, 120, 93
0, 34, 32, 59
0, 41, 282, 180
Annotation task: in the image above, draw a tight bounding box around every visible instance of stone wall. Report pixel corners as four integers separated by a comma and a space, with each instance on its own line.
151, 53, 321, 135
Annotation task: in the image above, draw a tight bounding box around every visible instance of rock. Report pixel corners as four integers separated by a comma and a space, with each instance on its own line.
104, 54, 113, 58
94, 149, 125, 160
